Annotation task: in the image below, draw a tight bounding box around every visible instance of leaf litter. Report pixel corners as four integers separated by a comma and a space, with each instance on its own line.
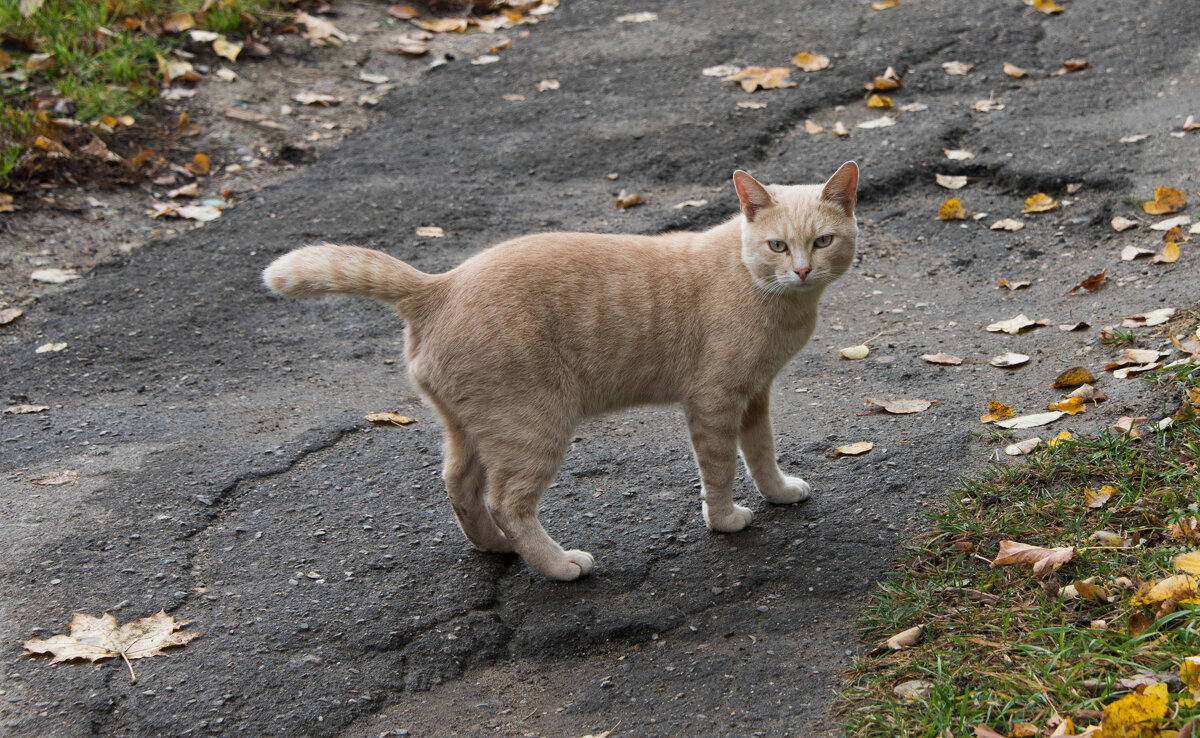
25, 611, 200, 683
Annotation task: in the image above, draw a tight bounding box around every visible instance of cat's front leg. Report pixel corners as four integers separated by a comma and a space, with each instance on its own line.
686, 397, 754, 532
739, 391, 810, 504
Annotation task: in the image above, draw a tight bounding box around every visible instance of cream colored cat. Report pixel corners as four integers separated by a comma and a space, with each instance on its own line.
263, 163, 858, 580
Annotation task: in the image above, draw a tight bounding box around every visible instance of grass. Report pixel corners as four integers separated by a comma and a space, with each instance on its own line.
840, 362, 1200, 737
0, 0, 289, 190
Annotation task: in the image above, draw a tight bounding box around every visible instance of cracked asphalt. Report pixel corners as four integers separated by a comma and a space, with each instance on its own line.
3, 0, 1200, 735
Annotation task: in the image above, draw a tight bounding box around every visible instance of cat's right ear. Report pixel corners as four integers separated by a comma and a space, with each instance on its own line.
733, 170, 774, 222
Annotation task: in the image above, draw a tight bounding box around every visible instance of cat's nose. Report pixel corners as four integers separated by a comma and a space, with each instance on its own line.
794, 266, 811, 281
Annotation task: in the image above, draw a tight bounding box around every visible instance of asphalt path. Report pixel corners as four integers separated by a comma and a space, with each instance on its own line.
3, 1, 1200, 735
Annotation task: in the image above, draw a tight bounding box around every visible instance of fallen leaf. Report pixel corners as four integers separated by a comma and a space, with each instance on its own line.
1149, 214, 1191, 231
536, 79, 560, 91
1144, 186, 1187, 215
1011, 724, 1040, 738
1119, 133, 1151, 143
804, 119, 823, 134
168, 183, 198, 199
1152, 242, 1180, 264
175, 205, 222, 222
1122, 308, 1175, 327
921, 352, 963, 365
1054, 58, 1089, 75
981, 400, 1016, 423
35, 341, 67, 354
973, 98, 1004, 112
944, 148, 974, 160
832, 121, 849, 137
358, 71, 390, 84
1022, 193, 1059, 213
1175, 551, 1200, 576
365, 412, 417, 426
833, 441, 874, 457
4, 404, 49, 414
941, 61, 973, 76
871, 0, 900, 9
0, 307, 23, 325
614, 11, 658, 23
974, 725, 1007, 738
1048, 430, 1073, 447
1112, 416, 1143, 436
1053, 367, 1096, 387
24, 611, 200, 683
867, 398, 931, 414
1032, 0, 1064, 14
997, 411, 1064, 430
1131, 575, 1197, 606
857, 116, 896, 129
32, 135, 70, 157
25, 51, 54, 71
1005, 437, 1041, 456
937, 198, 965, 220
1121, 245, 1156, 261
298, 10, 359, 45
722, 66, 796, 93
615, 191, 644, 210
986, 314, 1039, 334
936, 174, 967, 190
471, 55, 500, 65
991, 219, 1025, 231
0, 194, 14, 213
293, 91, 341, 106
188, 153, 210, 176
1105, 348, 1163, 370
1112, 363, 1159, 379
19, 0, 45, 17
886, 624, 924, 649
993, 541, 1074, 576
866, 94, 893, 108
893, 679, 932, 700
30, 268, 79, 284
1003, 62, 1029, 78
989, 352, 1029, 368
672, 199, 707, 209
387, 4, 419, 19
1048, 397, 1086, 415
1069, 269, 1106, 294
791, 52, 830, 72
188, 29, 219, 42
1067, 384, 1106, 403
414, 226, 444, 238
1090, 530, 1127, 547
997, 278, 1031, 289
735, 101, 766, 110
838, 344, 869, 360
33, 469, 77, 485
1111, 216, 1139, 232
1059, 321, 1090, 331
701, 64, 741, 77
1084, 485, 1117, 509
213, 38, 242, 62
1161, 226, 1188, 243
1072, 580, 1113, 603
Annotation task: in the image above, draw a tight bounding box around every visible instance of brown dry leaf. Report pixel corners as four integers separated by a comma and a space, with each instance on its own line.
365, 412, 417, 426
997, 278, 1031, 289
384, 36, 430, 56
24, 611, 200, 683
989, 352, 1030, 368
804, 119, 823, 134
1122, 308, 1175, 327
33, 469, 77, 486
1053, 367, 1096, 388
1005, 437, 1042, 456
387, 4, 419, 19
1111, 216, 1139, 232
935, 174, 967, 190
937, 198, 965, 220
866, 94, 893, 108
1161, 225, 1188, 243
32, 135, 70, 157
187, 153, 210, 176
838, 344, 869, 360
722, 66, 796, 93
1105, 348, 1162, 370
867, 398, 931, 414
1059, 321, 1091, 331
1069, 269, 1106, 294
1084, 485, 1117, 509
1121, 245, 1156, 261
1022, 193, 1059, 213
921, 352, 963, 365
1112, 416, 1143, 437
1054, 58, 1089, 75
1131, 575, 1198, 606
1048, 397, 1086, 415
792, 52, 830, 72
986, 314, 1038, 334
886, 624, 923, 649
991, 219, 1025, 232
871, 0, 900, 9
297, 10, 358, 46
1032, 0, 1064, 13
293, 91, 341, 106
832, 121, 849, 137
614, 191, 644, 210
1175, 551, 1200, 576
1003, 61, 1029, 78
1011, 724, 1039, 738
1151, 242, 1181, 264
0, 307, 23, 325
0, 193, 14, 213
996, 411, 1064, 430
993, 540, 1074, 577
833, 441, 874, 457
1067, 384, 1106, 403
980, 400, 1016, 424
1073, 580, 1113, 603
1144, 186, 1187, 215
863, 66, 902, 91
974, 725, 1007, 738
162, 12, 194, 33
26, 51, 54, 71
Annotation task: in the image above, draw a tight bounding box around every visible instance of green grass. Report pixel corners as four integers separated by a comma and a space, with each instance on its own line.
0, 0, 287, 189
840, 362, 1200, 736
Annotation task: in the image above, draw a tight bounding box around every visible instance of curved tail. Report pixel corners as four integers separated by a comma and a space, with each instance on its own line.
263, 244, 433, 317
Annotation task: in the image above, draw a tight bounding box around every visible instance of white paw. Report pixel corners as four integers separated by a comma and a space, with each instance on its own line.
543, 549, 594, 581
762, 475, 811, 504
703, 501, 754, 533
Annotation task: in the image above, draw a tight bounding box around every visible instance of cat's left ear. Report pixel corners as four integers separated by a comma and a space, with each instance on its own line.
733, 170, 775, 222
820, 161, 859, 215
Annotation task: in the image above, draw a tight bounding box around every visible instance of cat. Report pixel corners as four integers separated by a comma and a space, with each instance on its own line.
263, 162, 859, 580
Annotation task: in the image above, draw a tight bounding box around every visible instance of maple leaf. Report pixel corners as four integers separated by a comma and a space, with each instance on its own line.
722, 66, 796, 92
25, 611, 200, 683
992, 541, 1074, 577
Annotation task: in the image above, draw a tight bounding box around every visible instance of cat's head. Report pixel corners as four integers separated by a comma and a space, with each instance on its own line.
734, 163, 858, 295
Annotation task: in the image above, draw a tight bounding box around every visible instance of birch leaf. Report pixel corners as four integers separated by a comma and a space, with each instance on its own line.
989, 352, 1029, 368
1174, 551, 1200, 576
1048, 397, 1086, 415
936, 174, 967, 189
1003, 62, 1028, 78
838, 344, 869, 360
1122, 308, 1175, 327
886, 624, 924, 649
1151, 242, 1180, 264
1084, 485, 1116, 508
791, 52, 830, 72
986, 314, 1037, 334
1111, 216, 1138, 232
1022, 193, 1059, 213
365, 412, 417, 425
1005, 437, 1041, 456
921, 352, 963, 365
991, 219, 1024, 231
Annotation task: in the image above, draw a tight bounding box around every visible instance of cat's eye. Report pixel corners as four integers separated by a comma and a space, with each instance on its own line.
767, 239, 788, 253
813, 234, 834, 248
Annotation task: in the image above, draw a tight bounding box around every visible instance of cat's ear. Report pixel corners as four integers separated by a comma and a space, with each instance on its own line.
733, 170, 774, 222
820, 161, 859, 215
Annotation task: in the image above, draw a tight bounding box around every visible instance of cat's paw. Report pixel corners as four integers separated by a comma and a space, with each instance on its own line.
703, 502, 754, 533
542, 549, 594, 581
762, 475, 811, 504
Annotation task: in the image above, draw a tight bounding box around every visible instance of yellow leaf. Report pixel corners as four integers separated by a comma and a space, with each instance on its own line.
937, 198, 965, 220
791, 52, 830, 72
615, 191, 643, 209
1176, 551, 1200, 576
1048, 430, 1072, 447
1182, 656, 1200, 696
1053, 366, 1096, 388
1101, 682, 1168, 738
162, 11, 194, 33
1033, 0, 1064, 14
871, 0, 900, 9
1048, 397, 1086, 415
1152, 242, 1180, 264
833, 441, 874, 456
980, 400, 1015, 424
213, 38, 243, 62
1131, 574, 1198, 606
838, 344, 869, 360
188, 152, 210, 176
1022, 193, 1059, 213
993, 540, 1074, 577
1144, 186, 1187, 215
866, 94, 893, 108
723, 66, 797, 92
364, 412, 417, 425
1084, 485, 1116, 509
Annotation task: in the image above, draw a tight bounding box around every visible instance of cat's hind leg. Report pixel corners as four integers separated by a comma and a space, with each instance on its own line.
442, 420, 514, 553
479, 434, 593, 581
739, 390, 810, 504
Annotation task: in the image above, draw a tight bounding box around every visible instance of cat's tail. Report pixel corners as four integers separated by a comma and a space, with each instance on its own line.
262, 244, 434, 317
